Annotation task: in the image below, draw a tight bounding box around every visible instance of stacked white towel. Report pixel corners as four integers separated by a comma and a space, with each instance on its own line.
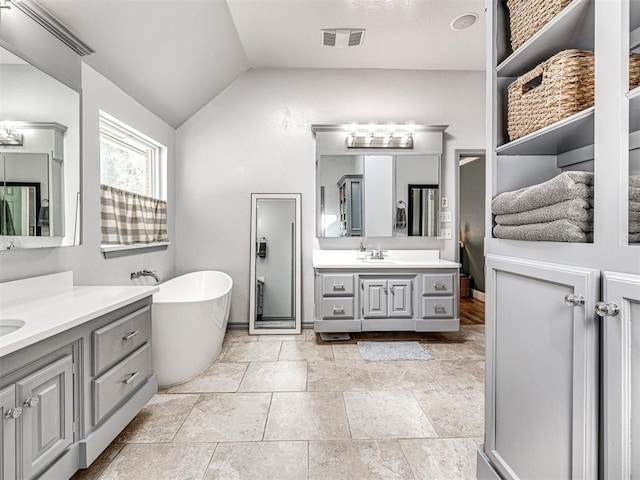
630, 175, 640, 243
492, 172, 594, 243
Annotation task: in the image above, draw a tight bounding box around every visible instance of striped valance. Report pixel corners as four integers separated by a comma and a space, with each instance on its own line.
100, 184, 168, 245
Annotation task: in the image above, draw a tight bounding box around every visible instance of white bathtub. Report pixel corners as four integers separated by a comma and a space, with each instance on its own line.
152, 271, 232, 387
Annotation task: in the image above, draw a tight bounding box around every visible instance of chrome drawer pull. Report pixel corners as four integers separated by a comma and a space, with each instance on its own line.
434, 282, 447, 290
122, 330, 140, 341
5, 407, 22, 419
434, 306, 447, 313
333, 305, 345, 314
333, 283, 345, 290
123, 372, 140, 385
23, 396, 39, 408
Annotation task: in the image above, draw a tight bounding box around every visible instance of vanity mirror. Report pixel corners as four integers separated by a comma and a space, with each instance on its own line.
0, 45, 81, 248
249, 193, 302, 335
313, 125, 446, 239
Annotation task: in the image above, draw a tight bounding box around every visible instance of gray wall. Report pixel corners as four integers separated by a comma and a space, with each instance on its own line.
176, 68, 486, 325
460, 155, 485, 292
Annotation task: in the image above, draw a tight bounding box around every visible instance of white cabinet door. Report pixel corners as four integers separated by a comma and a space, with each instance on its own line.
0, 385, 17, 480
388, 279, 413, 318
362, 279, 388, 318
601, 271, 640, 479
485, 255, 599, 480
17, 355, 73, 479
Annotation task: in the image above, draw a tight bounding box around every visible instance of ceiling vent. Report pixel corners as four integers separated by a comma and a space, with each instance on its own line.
322, 29, 365, 48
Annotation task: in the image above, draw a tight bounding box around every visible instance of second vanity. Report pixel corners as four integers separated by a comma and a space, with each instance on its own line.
0, 272, 158, 480
313, 250, 460, 333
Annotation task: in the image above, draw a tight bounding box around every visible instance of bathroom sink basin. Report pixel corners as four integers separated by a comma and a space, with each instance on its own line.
0, 320, 25, 337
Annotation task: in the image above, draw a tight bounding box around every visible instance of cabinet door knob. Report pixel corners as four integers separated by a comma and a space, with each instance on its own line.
595, 302, 620, 317
390, 285, 395, 294
23, 396, 39, 408
122, 330, 140, 341
564, 294, 585, 307
4, 407, 22, 419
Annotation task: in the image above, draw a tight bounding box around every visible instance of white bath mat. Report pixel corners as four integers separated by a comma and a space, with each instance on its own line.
357, 341, 432, 361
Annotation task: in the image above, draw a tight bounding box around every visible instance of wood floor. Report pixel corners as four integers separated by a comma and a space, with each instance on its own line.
460, 297, 485, 325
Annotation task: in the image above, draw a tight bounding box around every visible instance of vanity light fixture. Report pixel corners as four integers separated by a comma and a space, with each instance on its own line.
0, 123, 24, 146
0, 0, 12, 9
346, 123, 414, 149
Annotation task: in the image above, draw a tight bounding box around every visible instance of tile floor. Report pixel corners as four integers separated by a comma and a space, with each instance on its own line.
73, 325, 485, 480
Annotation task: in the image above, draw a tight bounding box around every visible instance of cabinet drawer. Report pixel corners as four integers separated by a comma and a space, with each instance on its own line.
422, 297, 455, 318
422, 273, 456, 296
322, 274, 355, 296
92, 343, 152, 425
322, 298, 355, 319
93, 306, 151, 375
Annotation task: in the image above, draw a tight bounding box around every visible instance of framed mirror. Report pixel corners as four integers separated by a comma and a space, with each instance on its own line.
316, 154, 440, 237
249, 193, 302, 335
0, 45, 81, 249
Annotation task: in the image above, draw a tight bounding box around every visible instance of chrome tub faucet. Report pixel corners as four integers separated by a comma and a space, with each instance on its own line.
130, 269, 160, 283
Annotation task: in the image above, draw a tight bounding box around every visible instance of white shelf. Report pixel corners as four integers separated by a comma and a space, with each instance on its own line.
496, 0, 594, 78
496, 107, 594, 156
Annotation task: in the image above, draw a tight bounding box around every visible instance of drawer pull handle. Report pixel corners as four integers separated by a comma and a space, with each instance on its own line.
123, 372, 140, 385
434, 282, 447, 290
333, 306, 345, 314
23, 396, 39, 408
333, 283, 345, 290
434, 306, 447, 313
5, 407, 22, 419
123, 330, 140, 341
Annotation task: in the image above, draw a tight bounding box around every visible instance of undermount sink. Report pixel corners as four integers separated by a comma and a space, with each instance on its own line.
0, 319, 26, 337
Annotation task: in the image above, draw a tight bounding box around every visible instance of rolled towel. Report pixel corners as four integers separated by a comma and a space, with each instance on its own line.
493, 219, 593, 243
492, 171, 594, 215
630, 175, 640, 188
629, 232, 640, 243
630, 187, 640, 202
630, 221, 640, 234
630, 211, 640, 222
494, 198, 592, 226
630, 201, 640, 212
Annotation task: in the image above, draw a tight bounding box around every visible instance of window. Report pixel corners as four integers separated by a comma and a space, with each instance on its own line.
99, 112, 165, 200
99, 111, 168, 251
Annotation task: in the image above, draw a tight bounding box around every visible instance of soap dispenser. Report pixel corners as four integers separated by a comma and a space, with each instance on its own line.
357, 241, 367, 260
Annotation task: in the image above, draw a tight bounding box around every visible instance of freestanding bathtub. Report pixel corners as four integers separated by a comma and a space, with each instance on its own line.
152, 270, 233, 387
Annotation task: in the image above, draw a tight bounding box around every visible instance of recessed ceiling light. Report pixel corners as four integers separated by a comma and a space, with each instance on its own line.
450, 13, 478, 31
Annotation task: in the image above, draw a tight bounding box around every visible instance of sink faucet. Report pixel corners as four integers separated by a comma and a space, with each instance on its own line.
369, 249, 387, 260
131, 270, 160, 283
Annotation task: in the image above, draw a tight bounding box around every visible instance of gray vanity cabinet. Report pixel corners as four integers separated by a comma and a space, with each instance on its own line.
483, 255, 599, 479
0, 385, 17, 479
18, 355, 73, 480
362, 278, 413, 319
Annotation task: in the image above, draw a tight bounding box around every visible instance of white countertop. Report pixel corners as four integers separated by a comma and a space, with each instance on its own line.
312, 249, 460, 269
0, 272, 158, 357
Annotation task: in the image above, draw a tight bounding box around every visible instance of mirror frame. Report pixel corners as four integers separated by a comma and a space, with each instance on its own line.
249, 193, 302, 335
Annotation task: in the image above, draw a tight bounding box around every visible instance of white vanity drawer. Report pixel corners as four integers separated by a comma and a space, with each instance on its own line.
422, 273, 456, 296
92, 306, 151, 375
322, 298, 355, 319
92, 343, 152, 425
322, 274, 355, 296
422, 297, 455, 318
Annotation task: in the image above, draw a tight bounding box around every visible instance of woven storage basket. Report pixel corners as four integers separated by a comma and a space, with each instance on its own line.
507, 49, 594, 142
631, 53, 640, 90
507, 0, 572, 51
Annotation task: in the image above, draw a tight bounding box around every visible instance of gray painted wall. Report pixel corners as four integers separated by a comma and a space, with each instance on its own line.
176, 68, 486, 325
460, 155, 485, 292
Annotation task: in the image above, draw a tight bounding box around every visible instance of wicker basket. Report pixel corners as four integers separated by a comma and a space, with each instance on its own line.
631, 53, 640, 90
460, 275, 472, 298
507, 49, 594, 142
507, 0, 572, 51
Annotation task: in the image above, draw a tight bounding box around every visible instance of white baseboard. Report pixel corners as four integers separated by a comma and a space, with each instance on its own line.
472, 289, 485, 302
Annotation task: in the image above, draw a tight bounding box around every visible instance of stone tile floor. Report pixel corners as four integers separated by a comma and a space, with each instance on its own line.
73, 326, 485, 480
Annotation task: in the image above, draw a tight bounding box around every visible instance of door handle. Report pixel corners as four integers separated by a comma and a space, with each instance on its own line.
23, 396, 39, 408
123, 372, 140, 385
595, 302, 619, 317
434, 306, 447, 314
4, 407, 22, 419
564, 294, 585, 307
122, 330, 140, 341
332, 305, 345, 314
333, 283, 345, 290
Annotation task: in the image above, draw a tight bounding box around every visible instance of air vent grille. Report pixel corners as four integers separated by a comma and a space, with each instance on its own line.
321, 29, 365, 48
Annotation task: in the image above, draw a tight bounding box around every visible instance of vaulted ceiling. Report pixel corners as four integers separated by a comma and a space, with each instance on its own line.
37, 0, 485, 128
